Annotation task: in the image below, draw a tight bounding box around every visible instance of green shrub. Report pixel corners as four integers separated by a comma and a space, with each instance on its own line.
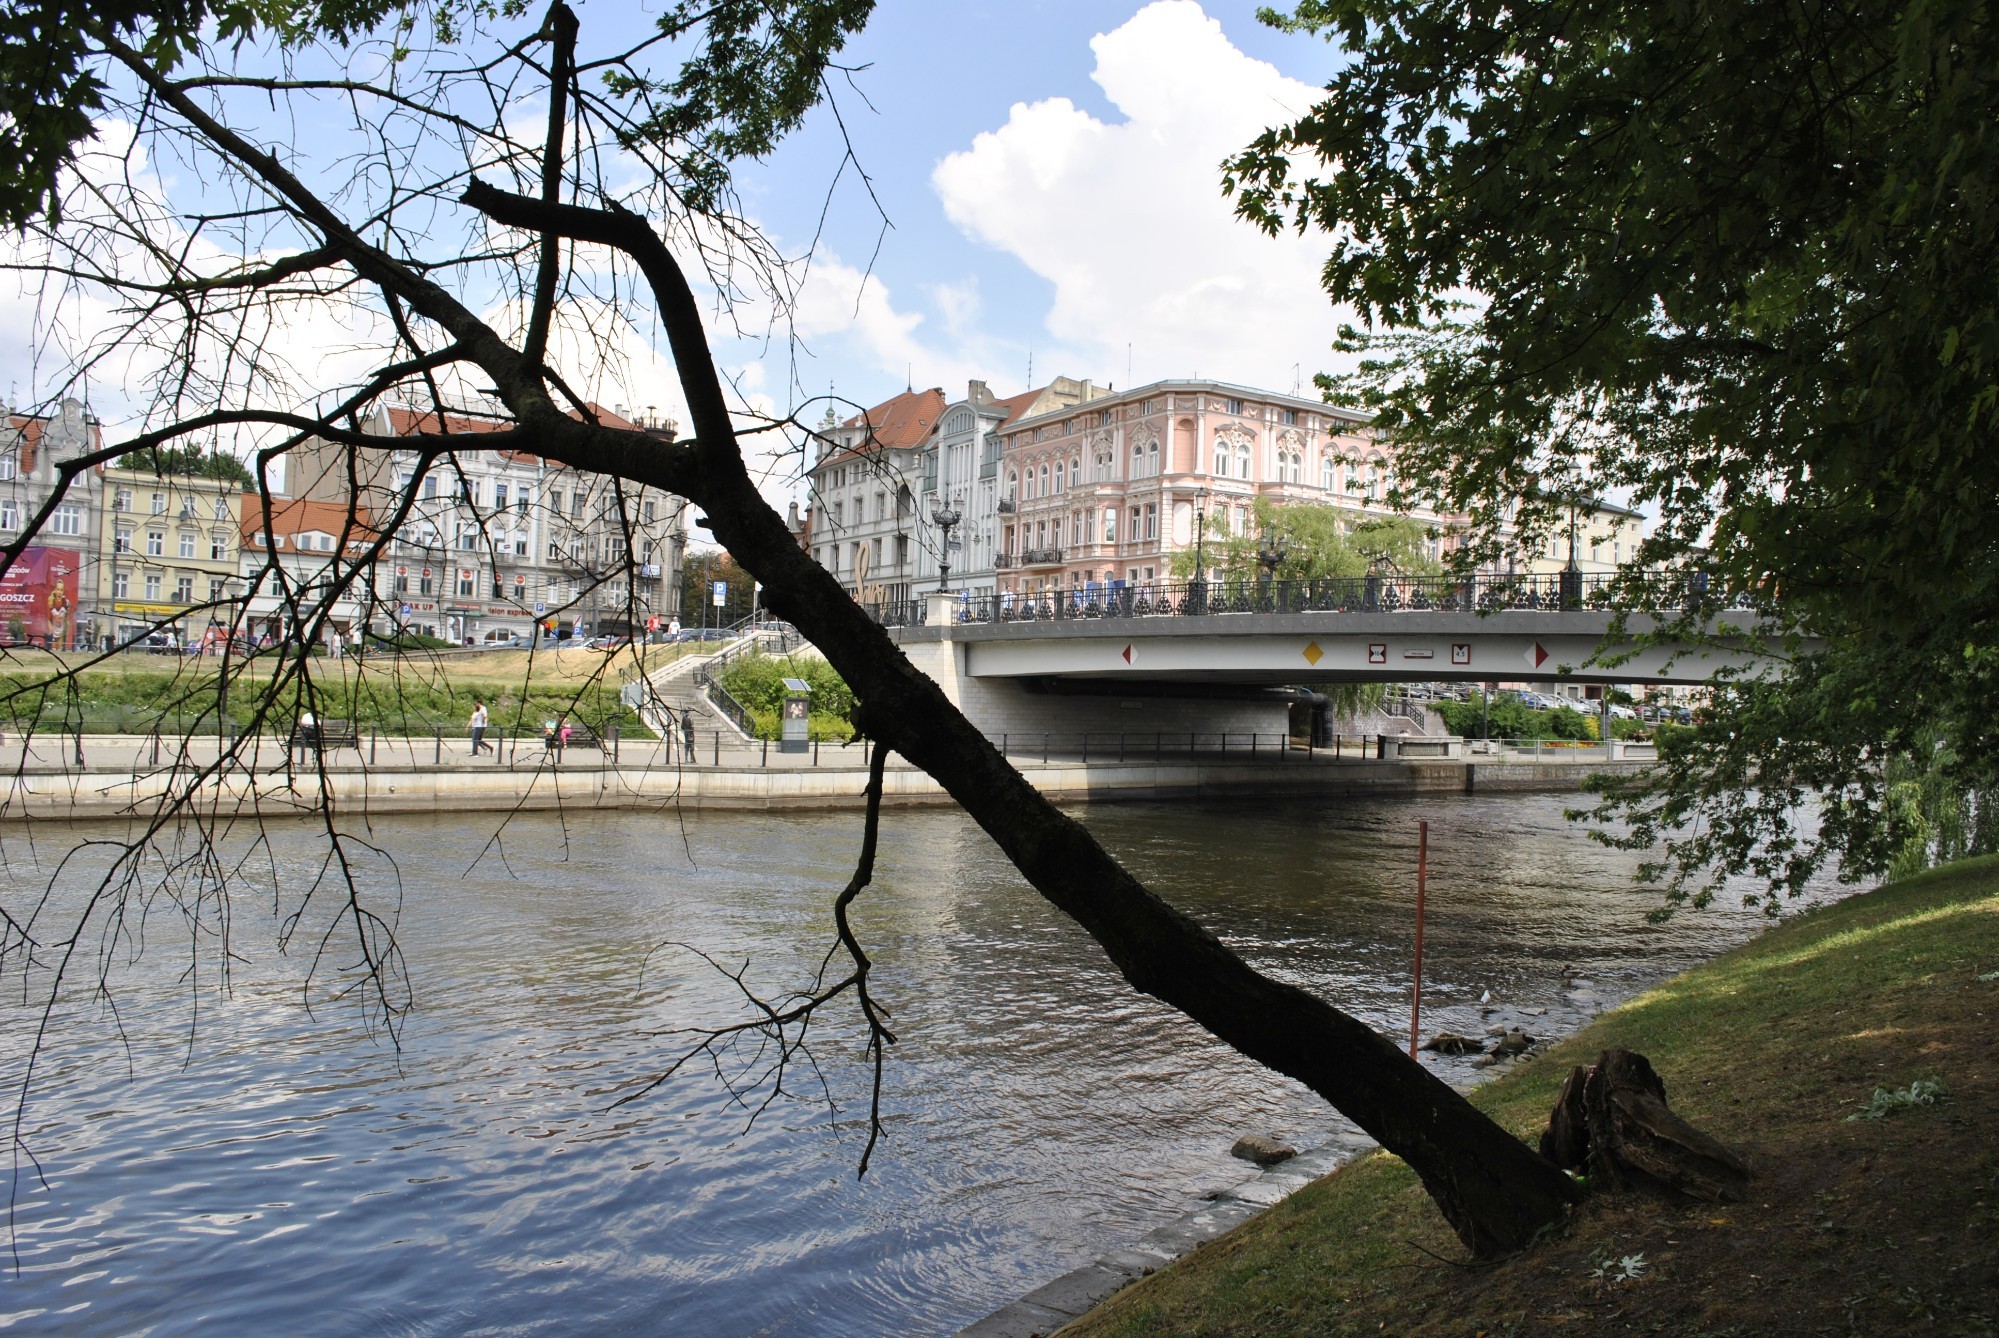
719, 652, 854, 739
1434, 692, 1608, 741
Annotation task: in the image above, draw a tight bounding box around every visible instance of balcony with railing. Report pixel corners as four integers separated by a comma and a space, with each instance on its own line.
1018, 547, 1064, 567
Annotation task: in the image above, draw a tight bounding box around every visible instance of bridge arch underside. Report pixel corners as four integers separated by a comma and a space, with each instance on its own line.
940, 612, 1780, 688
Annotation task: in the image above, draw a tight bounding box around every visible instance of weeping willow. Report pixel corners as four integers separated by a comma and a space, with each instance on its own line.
1884, 731, 1999, 883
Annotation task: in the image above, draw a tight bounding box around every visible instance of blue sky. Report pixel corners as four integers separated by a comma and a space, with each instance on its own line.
679, 0, 1357, 423
2, 1, 1356, 503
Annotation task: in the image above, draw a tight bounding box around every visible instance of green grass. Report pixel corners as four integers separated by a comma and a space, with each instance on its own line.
1067, 855, 1999, 1336
0, 647, 672, 739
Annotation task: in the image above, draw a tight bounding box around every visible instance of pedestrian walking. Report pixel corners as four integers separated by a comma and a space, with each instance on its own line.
469, 700, 489, 754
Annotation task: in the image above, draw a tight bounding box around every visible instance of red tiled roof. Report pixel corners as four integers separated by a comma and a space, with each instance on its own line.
378, 402, 642, 451
828, 386, 946, 456
8, 412, 101, 474
240, 494, 377, 550
990, 387, 1052, 429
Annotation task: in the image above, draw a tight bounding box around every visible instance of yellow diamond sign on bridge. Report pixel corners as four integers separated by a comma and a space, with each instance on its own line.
1302, 641, 1324, 666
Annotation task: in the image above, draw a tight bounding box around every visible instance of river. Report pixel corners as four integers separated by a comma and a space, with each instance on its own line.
0, 793, 1839, 1335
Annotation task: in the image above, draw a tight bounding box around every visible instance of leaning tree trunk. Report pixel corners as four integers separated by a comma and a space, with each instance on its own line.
464, 182, 1582, 1256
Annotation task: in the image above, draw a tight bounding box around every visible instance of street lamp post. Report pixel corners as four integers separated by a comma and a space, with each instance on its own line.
1561, 499, 1583, 609
217, 576, 246, 749
1189, 489, 1209, 615
931, 502, 961, 594
1255, 532, 1288, 608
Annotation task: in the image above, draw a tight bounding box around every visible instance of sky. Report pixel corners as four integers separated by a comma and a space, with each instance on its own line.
3, 0, 1358, 505
690, 0, 1356, 430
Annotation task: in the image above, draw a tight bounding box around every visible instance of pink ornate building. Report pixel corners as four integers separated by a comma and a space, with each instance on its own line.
995, 379, 1450, 595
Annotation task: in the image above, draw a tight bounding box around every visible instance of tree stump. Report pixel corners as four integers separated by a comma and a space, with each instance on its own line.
1538, 1049, 1751, 1201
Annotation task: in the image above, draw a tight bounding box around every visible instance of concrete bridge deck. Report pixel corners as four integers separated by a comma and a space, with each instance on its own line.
890, 592, 1791, 688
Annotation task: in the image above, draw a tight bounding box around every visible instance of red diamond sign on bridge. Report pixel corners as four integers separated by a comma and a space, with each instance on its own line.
1525, 641, 1550, 669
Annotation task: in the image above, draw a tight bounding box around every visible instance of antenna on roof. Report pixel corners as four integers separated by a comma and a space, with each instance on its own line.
906, 363, 912, 393
1027, 347, 1033, 387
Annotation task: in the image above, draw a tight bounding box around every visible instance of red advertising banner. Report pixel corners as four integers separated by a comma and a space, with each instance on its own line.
0, 546, 83, 649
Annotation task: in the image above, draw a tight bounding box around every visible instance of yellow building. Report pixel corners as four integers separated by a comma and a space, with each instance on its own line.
1516, 496, 1648, 578
96, 466, 246, 646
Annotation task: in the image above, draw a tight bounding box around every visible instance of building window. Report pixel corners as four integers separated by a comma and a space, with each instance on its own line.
1144, 504, 1158, 540
209, 578, 224, 602
459, 479, 477, 505
422, 476, 438, 500
51, 505, 82, 536
419, 573, 433, 596
1213, 444, 1229, 477
394, 574, 408, 594
175, 576, 193, 603
642, 500, 655, 523
1282, 409, 1298, 425
0, 454, 14, 481
1102, 507, 1117, 543
494, 483, 508, 510
213, 497, 229, 520
179, 532, 196, 559
113, 571, 129, 599
1225, 398, 1244, 415
0, 500, 22, 531
146, 529, 164, 555
458, 572, 474, 597
571, 492, 585, 518
211, 534, 226, 561
113, 487, 131, 511
144, 574, 161, 600
492, 578, 505, 600
1322, 457, 1335, 490
150, 492, 165, 514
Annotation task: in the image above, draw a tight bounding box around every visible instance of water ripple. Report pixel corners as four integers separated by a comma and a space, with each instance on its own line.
0, 794, 1841, 1336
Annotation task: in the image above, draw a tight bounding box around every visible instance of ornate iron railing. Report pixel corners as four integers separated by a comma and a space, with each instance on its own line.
865, 569, 1756, 628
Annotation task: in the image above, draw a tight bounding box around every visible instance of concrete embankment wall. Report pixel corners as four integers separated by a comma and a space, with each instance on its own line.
0, 755, 1648, 822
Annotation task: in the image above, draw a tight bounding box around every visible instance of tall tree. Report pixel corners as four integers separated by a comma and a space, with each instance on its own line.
1228, 0, 1999, 905
0, 0, 1581, 1255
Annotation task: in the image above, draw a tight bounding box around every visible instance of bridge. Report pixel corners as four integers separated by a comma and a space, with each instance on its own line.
881, 572, 1785, 688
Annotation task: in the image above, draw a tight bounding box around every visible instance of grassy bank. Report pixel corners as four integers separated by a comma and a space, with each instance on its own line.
1067, 857, 1999, 1336
0, 644, 690, 737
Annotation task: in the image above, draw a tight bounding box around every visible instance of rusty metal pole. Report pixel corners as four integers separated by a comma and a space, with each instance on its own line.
1410, 819, 1428, 1059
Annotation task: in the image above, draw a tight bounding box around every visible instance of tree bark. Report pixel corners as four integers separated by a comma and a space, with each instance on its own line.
449, 180, 1584, 1255
1543, 1050, 1751, 1202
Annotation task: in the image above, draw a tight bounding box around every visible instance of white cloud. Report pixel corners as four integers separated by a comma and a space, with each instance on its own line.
932, 0, 1344, 390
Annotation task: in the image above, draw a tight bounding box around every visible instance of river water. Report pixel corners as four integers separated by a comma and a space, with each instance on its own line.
0, 794, 1838, 1335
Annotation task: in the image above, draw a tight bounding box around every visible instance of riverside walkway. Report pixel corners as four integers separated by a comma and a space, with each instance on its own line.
0, 725, 1642, 822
